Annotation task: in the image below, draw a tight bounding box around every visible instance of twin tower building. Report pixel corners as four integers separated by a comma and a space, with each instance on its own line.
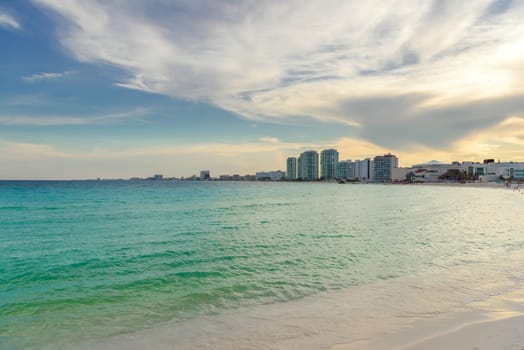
287, 149, 339, 181
286, 150, 399, 182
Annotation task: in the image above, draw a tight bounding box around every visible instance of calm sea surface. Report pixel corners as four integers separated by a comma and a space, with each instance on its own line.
1, 181, 523, 349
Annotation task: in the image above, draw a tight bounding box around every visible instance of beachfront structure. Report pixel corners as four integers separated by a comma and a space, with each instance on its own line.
320, 149, 339, 180
255, 170, 286, 181
354, 158, 373, 182
410, 160, 524, 182
373, 154, 398, 182
335, 159, 372, 182
287, 150, 377, 182
485, 162, 524, 181
498, 164, 524, 180
286, 157, 297, 180
200, 170, 210, 180
411, 161, 447, 182
391, 167, 411, 182
471, 160, 524, 181
410, 160, 464, 182
219, 174, 243, 181
336, 160, 355, 180
298, 150, 319, 181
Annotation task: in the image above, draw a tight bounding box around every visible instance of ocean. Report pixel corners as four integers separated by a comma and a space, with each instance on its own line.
1, 180, 523, 349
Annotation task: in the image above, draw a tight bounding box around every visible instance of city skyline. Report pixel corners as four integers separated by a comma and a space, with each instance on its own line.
1, 1, 524, 179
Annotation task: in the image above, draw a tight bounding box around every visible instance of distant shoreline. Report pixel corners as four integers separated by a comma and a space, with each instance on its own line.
0, 179, 522, 187
396, 181, 505, 188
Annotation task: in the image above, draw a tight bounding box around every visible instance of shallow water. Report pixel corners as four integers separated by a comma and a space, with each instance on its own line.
1, 181, 523, 349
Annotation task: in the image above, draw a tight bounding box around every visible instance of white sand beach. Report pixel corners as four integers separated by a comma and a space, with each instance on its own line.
332, 287, 524, 350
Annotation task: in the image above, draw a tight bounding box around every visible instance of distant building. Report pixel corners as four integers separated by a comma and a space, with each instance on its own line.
256, 170, 286, 181
298, 150, 319, 181
243, 174, 257, 181
286, 157, 297, 180
152, 174, 163, 180
200, 170, 210, 180
411, 160, 461, 182
336, 160, 354, 179
373, 154, 398, 182
354, 158, 373, 182
320, 149, 339, 180
218, 174, 256, 181
391, 167, 411, 182
411, 160, 524, 182
493, 162, 524, 180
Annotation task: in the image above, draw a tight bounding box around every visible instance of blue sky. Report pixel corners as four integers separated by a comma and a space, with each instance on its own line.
1, 0, 524, 179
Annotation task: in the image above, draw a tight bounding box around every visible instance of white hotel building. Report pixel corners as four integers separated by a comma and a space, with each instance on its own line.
411, 160, 524, 182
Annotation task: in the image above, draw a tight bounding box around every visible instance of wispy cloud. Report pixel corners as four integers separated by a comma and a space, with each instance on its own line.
0, 12, 20, 30
0, 108, 151, 126
0, 116, 86, 126
0, 134, 319, 160
32, 0, 524, 153
5, 94, 49, 106
21, 71, 72, 82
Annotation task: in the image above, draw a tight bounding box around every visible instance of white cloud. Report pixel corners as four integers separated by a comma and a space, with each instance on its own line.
259, 136, 280, 144
0, 12, 20, 30
22, 71, 71, 82
31, 0, 524, 150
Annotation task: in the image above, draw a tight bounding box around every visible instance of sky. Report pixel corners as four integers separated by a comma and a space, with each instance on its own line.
1, 0, 523, 179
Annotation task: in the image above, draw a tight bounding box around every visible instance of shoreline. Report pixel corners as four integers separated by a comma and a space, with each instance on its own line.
73, 265, 524, 350
331, 285, 524, 350
404, 181, 506, 189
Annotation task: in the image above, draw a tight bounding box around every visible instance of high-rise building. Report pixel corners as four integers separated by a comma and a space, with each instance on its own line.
286, 157, 297, 180
354, 158, 373, 181
320, 149, 339, 180
298, 150, 319, 181
336, 160, 354, 179
372, 154, 399, 182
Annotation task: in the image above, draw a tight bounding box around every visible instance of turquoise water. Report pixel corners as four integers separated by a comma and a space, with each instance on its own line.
1, 181, 524, 349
